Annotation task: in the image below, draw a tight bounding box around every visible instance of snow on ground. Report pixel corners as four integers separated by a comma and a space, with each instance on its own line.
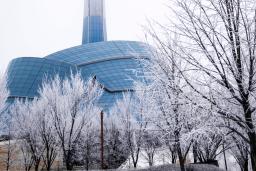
120, 147, 244, 171
73, 164, 224, 171
217, 151, 253, 171
120, 147, 176, 169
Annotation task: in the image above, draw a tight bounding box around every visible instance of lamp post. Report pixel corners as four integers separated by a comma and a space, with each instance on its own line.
100, 110, 104, 169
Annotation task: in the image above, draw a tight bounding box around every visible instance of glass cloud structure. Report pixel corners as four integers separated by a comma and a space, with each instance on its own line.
5, 0, 152, 110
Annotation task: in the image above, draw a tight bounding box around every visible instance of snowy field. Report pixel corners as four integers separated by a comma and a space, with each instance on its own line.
56, 164, 224, 171
120, 148, 242, 171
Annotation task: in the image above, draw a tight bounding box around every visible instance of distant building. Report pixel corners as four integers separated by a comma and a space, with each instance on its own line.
5, 0, 152, 110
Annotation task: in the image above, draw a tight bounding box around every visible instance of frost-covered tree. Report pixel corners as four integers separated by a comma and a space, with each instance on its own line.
0, 125, 18, 171
12, 100, 44, 171
193, 130, 225, 163
145, 0, 256, 170
104, 117, 129, 169
75, 115, 129, 170
74, 119, 99, 170
110, 93, 140, 168
0, 74, 9, 131
20, 140, 34, 171
133, 39, 221, 170
230, 134, 250, 171
34, 99, 58, 171
110, 92, 152, 168
0, 74, 8, 114
149, 79, 201, 171
141, 131, 161, 166
0, 74, 16, 171
12, 97, 60, 171
39, 73, 103, 170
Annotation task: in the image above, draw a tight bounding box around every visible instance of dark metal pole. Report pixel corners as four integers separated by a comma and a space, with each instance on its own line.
100, 111, 104, 169
223, 142, 228, 170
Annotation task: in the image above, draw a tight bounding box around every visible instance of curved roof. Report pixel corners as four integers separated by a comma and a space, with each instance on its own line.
46, 41, 151, 66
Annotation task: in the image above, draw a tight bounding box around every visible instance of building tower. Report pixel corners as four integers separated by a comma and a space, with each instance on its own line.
82, 0, 107, 44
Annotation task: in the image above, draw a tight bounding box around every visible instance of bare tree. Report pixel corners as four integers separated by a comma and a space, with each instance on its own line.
39, 73, 103, 170
0, 134, 18, 171
5, 138, 14, 171
104, 119, 128, 169
35, 100, 58, 171
0, 57, 12, 171
135, 46, 217, 171
145, 0, 256, 169
20, 141, 34, 171
195, 132, 224, 163
11, 100, 44, 171
230, 134, 250, 171
0, 74, 8, 114
141, 131, 161, 166
0, 74, 9, 133
75, 121, 99, 170
11, 96, 60, 171
110, 92, 150, 168
80, 130, 98, 170
166, 141, 177, 164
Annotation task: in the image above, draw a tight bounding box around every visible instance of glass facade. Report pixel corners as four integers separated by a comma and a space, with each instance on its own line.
6, 41, 152, 111
6, 57, 76, 102
82, 0, 107, 44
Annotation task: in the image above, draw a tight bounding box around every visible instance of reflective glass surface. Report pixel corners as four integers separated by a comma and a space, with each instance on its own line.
7, 57, 76, 98
82, 0, 106, 44
83, 16, 106, 44
46, 41, 151, 65
6, 41, 152, 111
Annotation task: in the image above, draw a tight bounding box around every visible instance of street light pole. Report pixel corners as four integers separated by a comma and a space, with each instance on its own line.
100, 110, 104, 169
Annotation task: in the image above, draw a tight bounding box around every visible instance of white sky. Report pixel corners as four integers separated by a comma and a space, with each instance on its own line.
0, 0, 168, 72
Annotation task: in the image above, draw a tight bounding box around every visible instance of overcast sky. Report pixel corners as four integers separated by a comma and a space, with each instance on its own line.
0, 0, 168, 72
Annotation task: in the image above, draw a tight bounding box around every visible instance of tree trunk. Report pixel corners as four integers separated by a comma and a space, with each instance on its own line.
148, 154, 153, 166
66, 162, 73, 171
6, 163, 9, 171
179, 158, 186, 171
6, 151, 10, 171
34, 165, 39, 171
244, 105, 256, 171
86, 161, 89, 170
46, 156, 53, 171
45, 148, 51, 171
242, 158, 249, 171
34, 159, 40, 171
172, 157, 177, 164
85, 143, 89, 170
133, 161, 137, 168
46, 163, 51, 171
193, 144, 198, 163
178, 155, 186, 171
177, 143, 186, 171
169, 146, 177, 164
249, 133, 256, 171
65, 154, 73, 170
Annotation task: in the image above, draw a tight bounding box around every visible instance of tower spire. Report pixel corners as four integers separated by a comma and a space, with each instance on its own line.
82, 0, 107, 44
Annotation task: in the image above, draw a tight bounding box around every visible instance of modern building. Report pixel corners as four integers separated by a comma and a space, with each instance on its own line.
5, 0, 152, 110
